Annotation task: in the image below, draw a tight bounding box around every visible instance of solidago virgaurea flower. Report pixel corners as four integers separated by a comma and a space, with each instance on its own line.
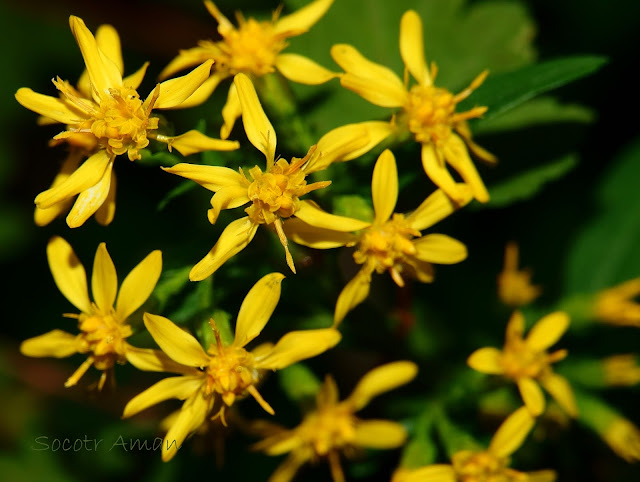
592, 278, 640, 327
164, 73, 374, 280
331, 10, 496, 203
159, 0, 338, 138
15, 16, 239, 228
123, 273, 342, 461
20, 236, 177, 390
468, 311, 578, 417
392, 406, 556, 482
497, 242, 542, 307
284, 149, 471, 324
254, 361, 418, 482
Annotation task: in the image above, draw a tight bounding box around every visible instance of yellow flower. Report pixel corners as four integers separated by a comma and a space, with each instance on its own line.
497, 242, 542, 307
15, 16, 239, 228
601, 354, 640, 386
20, 236, 178, 390
284, 149, 471, 324
592, 278, 640, 327
468, 311, 578, 417
601, 416, 640, 463
330, 10, 496, 203
254, 361, 418, 482
392, 406, 556, 482
159, 0, 338, 138
123, 273, 342, 461
164, 73, 375, 280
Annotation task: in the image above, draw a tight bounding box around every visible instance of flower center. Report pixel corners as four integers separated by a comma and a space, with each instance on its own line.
452, 450, 512, 482
354, 214, 419, 273
89, 86, 159, 161
500, 339, 549, 379
77, 311, 132, 370
213, 18, 286, 76
204, 344, 258, 407
404, 84, 458, 144
299, 405, 357, 456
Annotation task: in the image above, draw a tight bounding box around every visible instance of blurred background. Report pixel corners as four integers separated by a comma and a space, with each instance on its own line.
1, 0, 639, 481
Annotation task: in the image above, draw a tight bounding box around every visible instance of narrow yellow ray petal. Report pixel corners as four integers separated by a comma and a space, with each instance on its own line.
95, 24, 123, 74
255, 328, 341, 370
159, 45, 216, 80
275, 53, 338, 84
123, 376, 203, 418
125, 346, 200, 375
154, 59, 214, 109
517, 377, 545, 417
393, 465, 457, 482
234, 273, 285, 347
525, 312, 570, 352
143, 313, 209, 367
412, 234, 467, 264
20, 330, 79, 358
273, 0, 333, 36
295, 200, 370, 232
163, 163, 247, 192
267, 450, 310, 482
66, 158, 114, 228
123, 62, 149, 90
208, 186, 251, 224
34, 152, 83, 226
174, 72, 225, 108
115, 250, 162, 320
441, 134, 489, 203
159, 130, 240, 156
283, 218, 355, 249
162, 392, 211, 462
371, 149, 398, 224
488, 405, 535, 458
234, 73, 277, 163
334, 267, 372, 325
420, 143, 471, 206
220, 82, 242, 140
247, 385, 275, 415
204, 0, 234, 35
46, 236, 91, 314
94, 169, 117, 226
346, 361, 418, 411
354, 420, 407, 448
399, 10, 430, 85
467, 347, 504, 374
15, 88, 84, 125
189, 217, 259, 281
91, 242, 117, 312
406, 180, 472, 231
35, 150, 112, 209
539, 373, 578, 418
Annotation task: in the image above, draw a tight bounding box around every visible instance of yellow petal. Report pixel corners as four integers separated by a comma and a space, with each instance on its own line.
189, 216, 259, 281
266, 450, 309, 482
467, 347, 504, 374
399, 10, 430, 85
525, 312, 570, 352
273, 0, 334, 37
204, 0, 234, 35
34, 152, 82, 226
159, 45, 216, 80
406, 181, 472, 232
174, 71, 225, 109
220, 82, 242, 140
162, 391, 211, 462
420, 143, 471, 206
276, 53, 338, 85
69, 16, 122, 98
35, 150, 112, 209
489, 405, 535, 458
46, 236, 91, 313
255, 328, 341, 370
539, 373, 578, 418
331, 44, 407, 107
94, 24, 123, 74
143, 313, 210, 367
441, 134, 489, 203
122, 375, 203, 418
393, 465, 456, 482
283, 218, 355, 249
123, 62, 149, 90
371, 149, 398, 224
66, 157, 114, 228
346, 361, 418, 411
115, 250, 162, 320
234, 73, 277, 164
295, 200, 370, 232
94, 169, 117, 226
403, 256, 436, 283
517, 377, 545, 416
20, 330, 78, 358
161, 130, 240, 156
15, 88, 85, 125
163, 163, 247, 192
506, 311, 525, 343
306, 121, 394, 172
125, 346, 200, 375
525, 471, 558, 482
91, 242, 117, 312
208, 186, 251, 224
154, 60, 214, 109
334, 266, 372, 325
234, 273, 285, 347
353, 420, 407, 448
412, 234, 467, 264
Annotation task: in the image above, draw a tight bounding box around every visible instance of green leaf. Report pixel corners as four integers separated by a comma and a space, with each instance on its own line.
153, 266, 192, 311
332, 195, 374, 223
278, 362, 322, 404
482, 154, 578, 208
461, 55, 608, 121
565, 138, 640, 293
157, 179, 197, 211
197, 310, 234, 349
138, 149, 182, 167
